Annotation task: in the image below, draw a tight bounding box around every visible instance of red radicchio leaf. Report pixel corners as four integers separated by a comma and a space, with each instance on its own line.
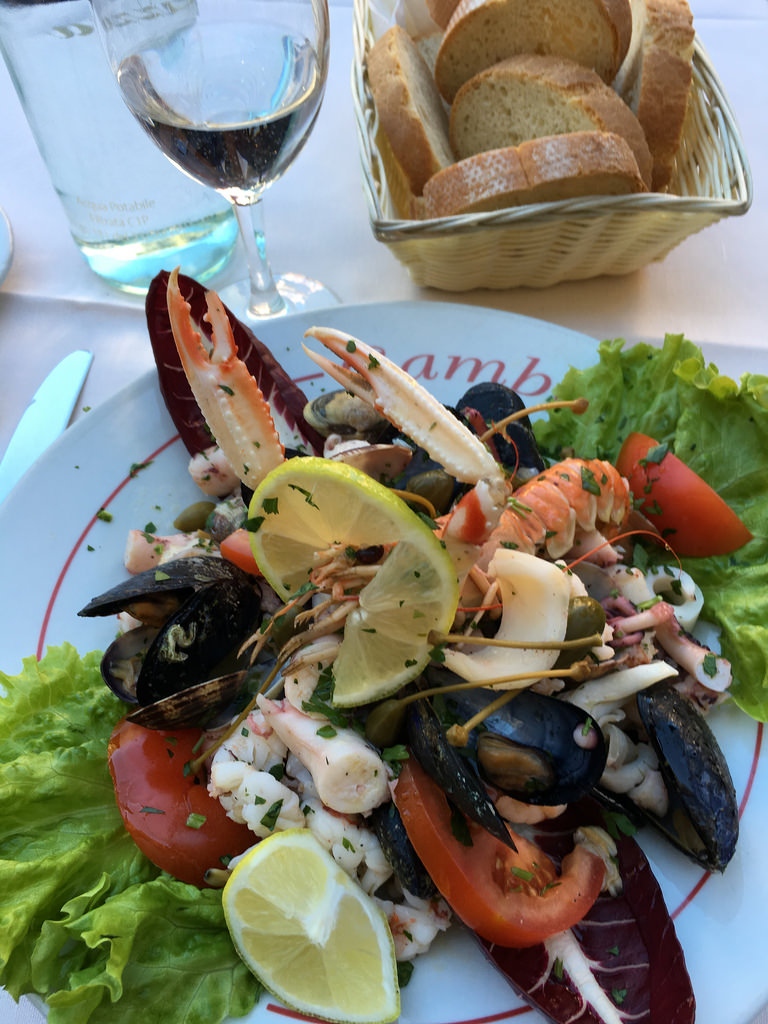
145, 270, 325, 458
479, 799, 695, 1024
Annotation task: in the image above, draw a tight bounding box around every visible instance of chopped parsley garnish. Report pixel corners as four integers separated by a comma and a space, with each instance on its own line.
260, 799, 283, 831
185, 813, 206, 829
580, 465, 601, 495
702, 652, 719, 677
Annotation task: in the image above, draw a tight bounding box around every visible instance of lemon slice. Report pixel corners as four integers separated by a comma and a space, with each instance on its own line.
248, 458, 459, 706
223, 829, 399, 1024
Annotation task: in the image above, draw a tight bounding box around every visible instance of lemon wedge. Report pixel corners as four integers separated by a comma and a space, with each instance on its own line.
223, 829, 400, 1023
248, 457, 459, 706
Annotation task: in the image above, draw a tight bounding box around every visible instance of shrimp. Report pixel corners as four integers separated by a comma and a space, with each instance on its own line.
479, 458, 630, 566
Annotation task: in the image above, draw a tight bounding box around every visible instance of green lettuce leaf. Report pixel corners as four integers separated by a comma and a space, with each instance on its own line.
0, 645, 261, 1023
533, 334, 768, 721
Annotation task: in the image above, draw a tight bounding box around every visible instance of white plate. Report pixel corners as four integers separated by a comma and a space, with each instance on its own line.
0, 206, 12, 285
2, 301, 766, 1024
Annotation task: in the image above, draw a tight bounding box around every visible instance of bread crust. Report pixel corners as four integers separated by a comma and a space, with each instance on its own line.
449, 54, 653, 187
423, 131, 646, 216
367, 26, 455, 195
434, 0, 632, 103
635, 0, 695, 190
425, 0, 461, 30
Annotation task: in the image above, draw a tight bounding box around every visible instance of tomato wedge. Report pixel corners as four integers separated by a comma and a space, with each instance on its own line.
220, 528, 261, 576
616, 432, 752, 557
108, 719, 254, 886
393, 757, 605, 947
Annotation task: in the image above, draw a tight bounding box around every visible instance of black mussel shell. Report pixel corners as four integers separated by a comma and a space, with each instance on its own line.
78, 556, 251, 623
636, 681, 738, 872
456, 381, 545, 476
100, 623, 158, 703
426, 665, 606, 806
406, 698, 516, 850
370, 802, 437, 899
128, 670, 247, 730
135, 573, 263, 705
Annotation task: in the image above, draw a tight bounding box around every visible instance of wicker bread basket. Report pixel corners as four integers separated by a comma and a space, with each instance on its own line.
352, 0, 753, 290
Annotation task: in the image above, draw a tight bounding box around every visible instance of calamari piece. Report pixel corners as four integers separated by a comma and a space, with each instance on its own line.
302, 327, 501, 485
166, 268, 284, 491
443, 549, 571, 688
257, 695, 391, 814
615, 601, 731, 693
561, 661, 678, 726
643, 566, 704, 632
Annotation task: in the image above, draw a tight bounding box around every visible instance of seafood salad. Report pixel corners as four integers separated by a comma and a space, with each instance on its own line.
2, 271, 767, 1024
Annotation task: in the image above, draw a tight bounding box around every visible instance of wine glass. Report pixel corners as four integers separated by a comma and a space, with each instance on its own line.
91, 0, 333, 319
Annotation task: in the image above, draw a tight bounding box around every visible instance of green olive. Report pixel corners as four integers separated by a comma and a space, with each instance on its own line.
364, 698, 408, 748
406, 470, 455, 516
173, 501, 216, 533
555, 596, 606, 668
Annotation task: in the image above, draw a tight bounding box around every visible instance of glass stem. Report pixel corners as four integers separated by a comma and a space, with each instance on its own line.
233, 198, 286, 318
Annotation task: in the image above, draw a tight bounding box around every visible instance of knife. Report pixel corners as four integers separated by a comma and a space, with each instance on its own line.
0, 350, 93, 504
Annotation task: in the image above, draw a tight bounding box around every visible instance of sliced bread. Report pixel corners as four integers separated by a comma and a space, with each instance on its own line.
449, 53, 653, 188
366, 25, 455, 196
425, 0, 462, 30
614, 0, 694, 190
423, 131, 647, 216
434, 0, 632, 102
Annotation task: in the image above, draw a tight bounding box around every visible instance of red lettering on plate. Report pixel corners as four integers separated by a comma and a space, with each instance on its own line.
444, 355, 506, 383
401, 353, 439, 380
511, 357, 551, 397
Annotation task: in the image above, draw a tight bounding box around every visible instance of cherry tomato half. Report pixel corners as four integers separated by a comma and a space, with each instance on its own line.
220, 528, 262, 576
393, 757, 604, 947
616, 432, 752, 557
108, 719, 254, 886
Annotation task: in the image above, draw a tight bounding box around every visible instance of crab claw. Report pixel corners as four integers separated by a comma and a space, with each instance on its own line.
303, 326, 501, 485
167, 268, 285, 491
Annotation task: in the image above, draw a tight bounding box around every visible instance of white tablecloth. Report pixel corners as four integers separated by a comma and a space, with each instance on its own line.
2, 0, 767, 1021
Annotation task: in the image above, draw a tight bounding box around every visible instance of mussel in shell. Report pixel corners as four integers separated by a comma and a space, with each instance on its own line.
456, 382, 545, 479
79, 556, 270, 728
303, 390, 394, 441
370, 802, 437, 900
406, 697, 517, 850
127, 670, 248, 730
635, 681, 738, 872
78, 555, 249, 624
427, 670, 607, 806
